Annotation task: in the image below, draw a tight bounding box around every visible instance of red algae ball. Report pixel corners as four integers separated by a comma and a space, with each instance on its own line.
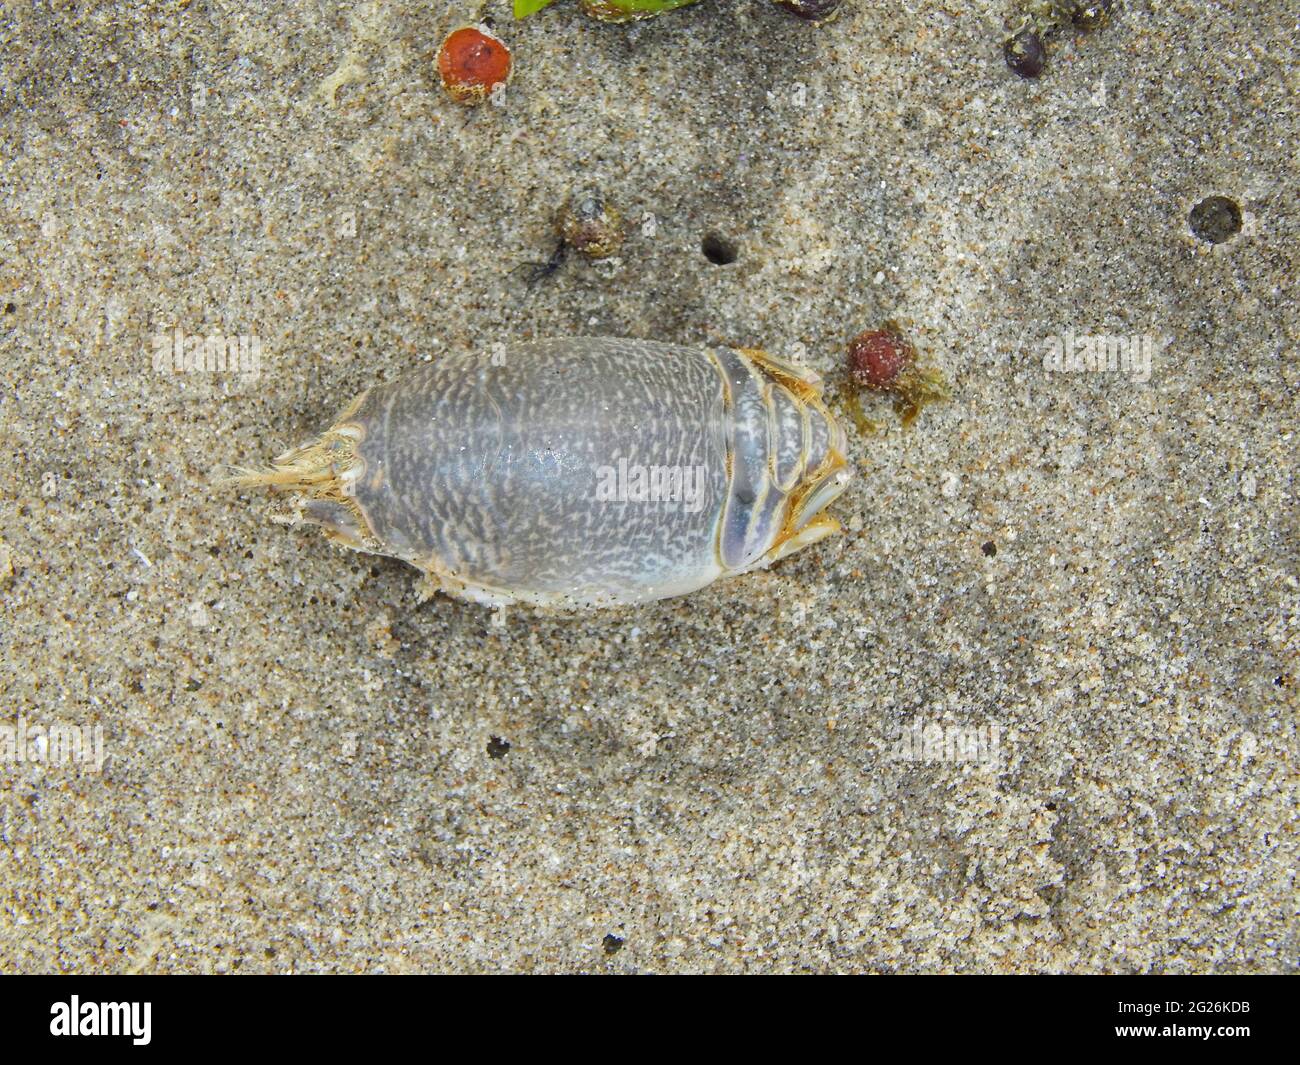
437, 26, 511, 104
847, 328, 913, 390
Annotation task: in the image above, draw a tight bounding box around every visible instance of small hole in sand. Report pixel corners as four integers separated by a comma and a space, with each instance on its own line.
702, 233, 739, 265
1188, 195, 1242, 244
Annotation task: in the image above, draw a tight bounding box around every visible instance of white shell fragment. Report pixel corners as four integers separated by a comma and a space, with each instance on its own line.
231, 338, 852, 609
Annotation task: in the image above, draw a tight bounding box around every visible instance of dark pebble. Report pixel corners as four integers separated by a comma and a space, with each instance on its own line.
1004, 31, 1046, 79
1072, 0, 1115, 33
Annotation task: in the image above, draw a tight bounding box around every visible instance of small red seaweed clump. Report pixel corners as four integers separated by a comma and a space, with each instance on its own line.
844, 322, 949, 429
848, 328, 911, 390
437, 26, 512, 104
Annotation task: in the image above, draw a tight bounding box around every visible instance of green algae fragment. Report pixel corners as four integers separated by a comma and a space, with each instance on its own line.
514, 0, 559, 16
